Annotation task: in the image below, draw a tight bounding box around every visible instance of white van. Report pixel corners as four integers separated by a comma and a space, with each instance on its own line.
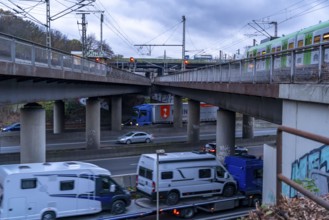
0, 161, 131, 220
136, 151, 237, 205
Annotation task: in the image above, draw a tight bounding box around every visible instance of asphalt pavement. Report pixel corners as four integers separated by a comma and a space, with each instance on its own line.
0, 121, 277, 164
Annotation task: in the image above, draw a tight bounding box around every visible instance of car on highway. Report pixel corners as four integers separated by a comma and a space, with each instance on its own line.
116, 131, 154, 144
201, 142, 248, 155
1, 122, 20, 132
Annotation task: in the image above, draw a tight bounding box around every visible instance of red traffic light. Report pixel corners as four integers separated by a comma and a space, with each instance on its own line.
95, 57, 100, 63
129, 57, 135, 63
184, 59, 189, 65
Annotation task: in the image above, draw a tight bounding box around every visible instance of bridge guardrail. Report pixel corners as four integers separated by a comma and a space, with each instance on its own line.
155, 42, 329, 84
0, 33, 151, 84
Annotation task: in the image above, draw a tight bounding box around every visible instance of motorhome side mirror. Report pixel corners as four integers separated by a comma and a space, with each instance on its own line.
110, 184, 116, 192
224, 172, 229, 179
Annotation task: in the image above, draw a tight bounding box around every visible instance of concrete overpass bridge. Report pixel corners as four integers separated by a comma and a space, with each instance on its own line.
0, 32, 151, 163
2, 32, 329, 207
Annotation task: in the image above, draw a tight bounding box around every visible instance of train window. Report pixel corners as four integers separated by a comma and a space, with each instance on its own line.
314, 35, 321, 44
276, 46, 281, 52
297, 40, 303, 48
271, 48, 275, 53
288, 42, 294, 49
323, 33, 329, 42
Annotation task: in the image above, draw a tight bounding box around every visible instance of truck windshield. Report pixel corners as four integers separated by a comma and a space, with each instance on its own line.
132, 108, 139, 118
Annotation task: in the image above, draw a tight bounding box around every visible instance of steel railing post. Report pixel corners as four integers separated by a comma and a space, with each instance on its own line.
318, 44, 323, 82
290, 50, 295, 83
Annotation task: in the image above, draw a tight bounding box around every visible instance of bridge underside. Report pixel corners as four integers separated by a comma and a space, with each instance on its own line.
0, 59, 151, 105
0, 76, 148, 105
154, 83, 282, 124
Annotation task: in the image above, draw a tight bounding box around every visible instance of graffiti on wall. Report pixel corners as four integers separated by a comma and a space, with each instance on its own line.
283, 145, 329, 197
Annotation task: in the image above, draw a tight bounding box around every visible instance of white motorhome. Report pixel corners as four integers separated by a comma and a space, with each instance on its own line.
0, 161, 131, 220
136, 151, 237, 205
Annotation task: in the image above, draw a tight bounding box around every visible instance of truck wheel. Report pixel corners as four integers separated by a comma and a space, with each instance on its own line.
180, 207, 195, 218
111, 200, 126, 215
222, 184, 236, 197
145, 138, 151, 143
166, 191, 180, 205
41, 211, 56, 220
251, 195, 262, 207
126, 139, 132, 145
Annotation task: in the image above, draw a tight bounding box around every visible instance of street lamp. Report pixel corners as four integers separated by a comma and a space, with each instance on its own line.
156, 149, 165, 220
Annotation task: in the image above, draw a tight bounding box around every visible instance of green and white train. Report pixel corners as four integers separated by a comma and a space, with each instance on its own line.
246, 20, 329, 72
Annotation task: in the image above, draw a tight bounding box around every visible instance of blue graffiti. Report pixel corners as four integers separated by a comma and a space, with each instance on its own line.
284, 145, 329, 197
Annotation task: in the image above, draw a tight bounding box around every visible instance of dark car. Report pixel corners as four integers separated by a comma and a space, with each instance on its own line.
1, 123, 20, 132
201, 142, 248, 155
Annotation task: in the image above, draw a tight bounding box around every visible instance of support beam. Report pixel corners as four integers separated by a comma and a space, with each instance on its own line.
187, 99, 200, 143
20, 103, 46, 163
216, 109, 235, 163
86, 98, 100, 149
173, 95, 183, 128
53, 100, 65, 134
111, 96, 122, 131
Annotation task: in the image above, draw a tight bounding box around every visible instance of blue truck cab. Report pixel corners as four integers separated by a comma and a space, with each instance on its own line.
129, 104, 153, 126
224, 155, 263, 201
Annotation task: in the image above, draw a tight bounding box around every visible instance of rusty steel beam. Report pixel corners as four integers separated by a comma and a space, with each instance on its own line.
276, 125, 329, 210
278, 174, 329, 210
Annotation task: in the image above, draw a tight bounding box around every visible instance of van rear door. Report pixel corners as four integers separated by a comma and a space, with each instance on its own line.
137, 166, 154, 196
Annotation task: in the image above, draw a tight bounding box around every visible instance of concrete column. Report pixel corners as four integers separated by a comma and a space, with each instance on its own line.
86, 98, 100, 149
20, 103, 46, 163
111, 96, 122, 131
242, 115, 254, 139
173, 95, 183, 128
187, 99, 200, 143
53, 100, 65, 134
216, 109, 235, 163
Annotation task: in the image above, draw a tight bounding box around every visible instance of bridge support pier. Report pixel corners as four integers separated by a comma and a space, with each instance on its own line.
53, 100, 65, 134
20, 103, 46, 163
173, 95, 183, 128
86, 98, 100, 149
187, 99, 200, 143
242, 115, 254, 139
216, 109, 235, 163
111, 96, 122, 131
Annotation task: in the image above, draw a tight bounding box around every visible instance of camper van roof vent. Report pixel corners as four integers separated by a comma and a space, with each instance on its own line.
64, 162, 80, 169
19, 165, 31, 169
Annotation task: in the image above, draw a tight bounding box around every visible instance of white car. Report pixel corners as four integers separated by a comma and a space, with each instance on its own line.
116, 131, 154, 144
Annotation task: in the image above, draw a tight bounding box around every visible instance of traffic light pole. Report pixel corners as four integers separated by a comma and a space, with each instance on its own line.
134, 15, 187, 71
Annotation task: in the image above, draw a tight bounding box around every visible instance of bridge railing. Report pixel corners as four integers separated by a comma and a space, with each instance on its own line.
0, 33, 150, 84
155, 41, 329, 84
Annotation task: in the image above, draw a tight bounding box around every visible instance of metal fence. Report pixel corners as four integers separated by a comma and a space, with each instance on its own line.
0, 33, 150, 84
155, 41, 329, 84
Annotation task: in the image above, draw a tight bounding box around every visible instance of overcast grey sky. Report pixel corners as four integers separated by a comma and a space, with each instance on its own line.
1, 0, 329, 58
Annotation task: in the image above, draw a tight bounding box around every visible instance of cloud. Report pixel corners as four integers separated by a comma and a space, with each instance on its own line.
2, 0, 329, 58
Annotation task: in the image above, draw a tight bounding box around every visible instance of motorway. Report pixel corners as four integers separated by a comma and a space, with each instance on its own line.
0, 123, 277, 154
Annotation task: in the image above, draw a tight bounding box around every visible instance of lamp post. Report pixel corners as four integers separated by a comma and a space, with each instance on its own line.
156, 149, 165, 220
